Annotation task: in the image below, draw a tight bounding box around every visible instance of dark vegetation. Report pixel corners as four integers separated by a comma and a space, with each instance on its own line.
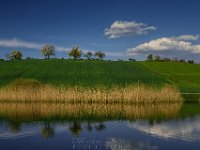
146, 54, 195, 64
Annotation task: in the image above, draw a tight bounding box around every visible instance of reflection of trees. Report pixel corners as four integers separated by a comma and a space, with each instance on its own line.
95, 122, 106, 132
86, 121, 93, 132
9, 121, 21, 133
69, 121, 82, 136
41, 121, 54, 138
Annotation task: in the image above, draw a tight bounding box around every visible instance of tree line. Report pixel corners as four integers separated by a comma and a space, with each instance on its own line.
0, 46, 196, 64
146, 54, 195, 64
3, 45, 106, 60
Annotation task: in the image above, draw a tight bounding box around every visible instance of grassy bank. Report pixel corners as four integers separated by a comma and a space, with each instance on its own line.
1, 59, 200, 102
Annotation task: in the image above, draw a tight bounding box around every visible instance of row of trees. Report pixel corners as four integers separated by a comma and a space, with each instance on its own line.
68, 46, 105, 60
5, 45, 106, 60
147, 54, 195, 64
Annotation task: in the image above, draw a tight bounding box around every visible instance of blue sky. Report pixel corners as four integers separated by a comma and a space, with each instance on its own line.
0, 0, 200, 61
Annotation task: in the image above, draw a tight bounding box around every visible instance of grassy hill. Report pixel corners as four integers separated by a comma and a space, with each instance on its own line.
141, 62, 200, 93
1, 59, 200, 93
0, 59, 168, 88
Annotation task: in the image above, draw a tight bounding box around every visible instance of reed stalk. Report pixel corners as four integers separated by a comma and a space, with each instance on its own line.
0, 79, 182, 103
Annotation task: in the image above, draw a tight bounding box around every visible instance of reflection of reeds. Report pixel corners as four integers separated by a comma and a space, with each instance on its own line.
0, 79, 182, 103
0, 103, 182, 122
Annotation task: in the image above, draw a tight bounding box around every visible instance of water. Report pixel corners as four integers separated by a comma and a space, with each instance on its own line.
0, 102, 200, 150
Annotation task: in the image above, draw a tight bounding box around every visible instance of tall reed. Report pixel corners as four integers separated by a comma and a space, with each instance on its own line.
0, 79, 182, 103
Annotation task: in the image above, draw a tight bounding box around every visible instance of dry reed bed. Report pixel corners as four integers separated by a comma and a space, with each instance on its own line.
0, 80, 182, 103
0, 103, 182, 122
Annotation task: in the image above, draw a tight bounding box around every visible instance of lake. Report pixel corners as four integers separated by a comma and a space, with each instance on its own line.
0, 102, 200, 150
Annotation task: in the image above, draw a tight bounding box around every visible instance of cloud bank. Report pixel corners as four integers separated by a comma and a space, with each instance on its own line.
0, 38, 41, 49
104, 20, 157, 39
127, 35, 200, 55
0, 38, 70, 52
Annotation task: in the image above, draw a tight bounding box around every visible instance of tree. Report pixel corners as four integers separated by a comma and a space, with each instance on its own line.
162, 57, 171, 62
9, 50, 23, 60
95, 51, 105, 60
68, 46, 82, 59
187, 60, 194, 64
41, 45, 55, 59
129, 58, 136, 62
179, 59, 186, 63
154, 55, 161, 61
84, 51, 93, 60
147, 54, 153, 61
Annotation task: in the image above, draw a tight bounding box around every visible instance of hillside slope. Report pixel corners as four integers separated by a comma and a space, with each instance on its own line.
0, 60, 168, 87
140, 62, 200, 93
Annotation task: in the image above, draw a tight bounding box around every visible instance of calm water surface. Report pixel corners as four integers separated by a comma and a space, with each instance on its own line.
0, 102, 200, 150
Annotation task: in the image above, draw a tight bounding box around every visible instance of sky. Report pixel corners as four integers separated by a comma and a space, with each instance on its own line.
0, 0, 200, 61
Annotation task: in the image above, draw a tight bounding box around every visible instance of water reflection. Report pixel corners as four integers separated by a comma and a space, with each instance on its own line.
41, 122, 54, 138
0, 102, 182, 123
69, 121, 82, 136
0, 102, 183, 138
106, 138, 158, 150
128, 115, 200, 142
0, 102, 200, 150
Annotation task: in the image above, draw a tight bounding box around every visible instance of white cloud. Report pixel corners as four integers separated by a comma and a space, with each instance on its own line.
105, 51, 125, 57
173, 35, 199, 41
0, 38, 69, 52
127, 35, 200, 55
104, 20, 157, 39
0, 38, 125, 58
0, 38, 42, 49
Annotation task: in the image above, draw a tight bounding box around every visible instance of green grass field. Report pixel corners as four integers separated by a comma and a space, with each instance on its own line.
141, 62, 200, 93
1, 59, 200, 93
0, 59, 167, 88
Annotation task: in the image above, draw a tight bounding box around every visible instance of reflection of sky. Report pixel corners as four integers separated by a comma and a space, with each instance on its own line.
106, 138, 158, 150
0, 129, 37, 139
128, 116, 200, 142
0, 123, 68, 139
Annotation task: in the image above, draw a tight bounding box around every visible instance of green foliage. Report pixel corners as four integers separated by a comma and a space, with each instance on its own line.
68, 46, 82, 59
187, 60, 194, 64
154, 55, 161, 61
0, 59, 167, 87
147, 54, 153, 61
95, 51, 105, 60
84, 51, 93, 60
9, 50, 23, 60
41, 45, 55, 59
